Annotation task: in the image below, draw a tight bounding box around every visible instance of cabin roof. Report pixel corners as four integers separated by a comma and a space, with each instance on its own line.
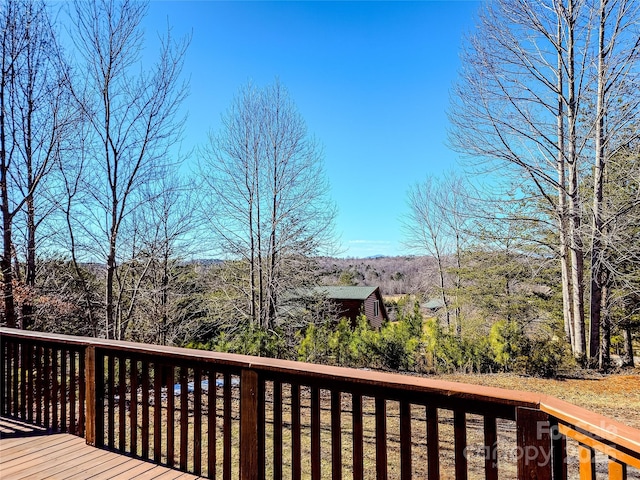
313, 285, 379, 300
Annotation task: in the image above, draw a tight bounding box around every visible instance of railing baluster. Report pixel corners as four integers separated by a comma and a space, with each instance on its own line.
1, 339, 9, 415
484, 415, 498, 480
142, 360, 150, 460
454, 410, 467, 480
130, 358, 138, 456
311, 386, 321, 480
400, 401, 411, 480
352, 392, 363, 480
291, 383, 301, 480
35, 344, 43, 425
331, 390, 342, 480
0, 339, 5, 415
194, 366, 202, 475
608, 458, 627, 480
118, 355, 126, 451
107, 354, 115, 448
42, 347, 51, 428
69, 349, 76, 435
273, 381, 283, 480
12, 341, 19, 417
60, 348, 67, 431
154, 362, 162, 464
180, 365, 188, 470
208, 370, 217, 479
20, 343, 27, 419
78, 347, 85, 437
26, 342, 33, 422
551, 419, 567, 480
426, 405, 440, 480
223, 371, 232, 480
578, 444, 596, 480
375, 397, 387, 480
51, 347, 58, 429
167, 365, 175, 468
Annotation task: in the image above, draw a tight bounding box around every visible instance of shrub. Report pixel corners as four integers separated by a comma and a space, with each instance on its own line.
298, 323, 330, 363
374, 320, 419, 371
348, 315, 379, 367
489, 320, 528, 371
514, 337, 571, 378
421, 318, 495, 373
327, 318, 354, 365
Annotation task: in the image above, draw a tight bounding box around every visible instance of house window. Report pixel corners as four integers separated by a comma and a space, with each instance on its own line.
373, 300, 379, 317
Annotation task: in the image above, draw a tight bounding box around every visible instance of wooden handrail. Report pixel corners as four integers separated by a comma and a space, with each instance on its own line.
2, 327, 639, 479
541, 396, 640, 472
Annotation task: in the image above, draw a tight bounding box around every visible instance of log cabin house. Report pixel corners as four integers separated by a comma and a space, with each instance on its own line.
317, 285, 389, 328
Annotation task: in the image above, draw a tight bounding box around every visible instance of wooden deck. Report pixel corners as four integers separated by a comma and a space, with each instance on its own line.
0, 417, 204, 480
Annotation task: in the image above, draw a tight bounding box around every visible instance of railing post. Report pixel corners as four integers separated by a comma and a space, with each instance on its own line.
85, 346, 103, 447
516, 407, 553, 479
240, 368, 259, 480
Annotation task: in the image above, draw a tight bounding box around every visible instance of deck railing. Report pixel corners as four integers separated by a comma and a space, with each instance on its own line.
1, 327, 639, 479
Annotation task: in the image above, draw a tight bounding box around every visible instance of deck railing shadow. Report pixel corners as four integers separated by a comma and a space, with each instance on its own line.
1, 327, 639, 479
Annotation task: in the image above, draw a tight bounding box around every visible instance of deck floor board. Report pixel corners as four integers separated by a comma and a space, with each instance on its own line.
0, 417, 204, 480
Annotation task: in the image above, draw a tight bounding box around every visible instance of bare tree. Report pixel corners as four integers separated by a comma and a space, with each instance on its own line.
404, 176, 457, 331
594, 145, 640, 368
588, 0, 640, 365
115, 174, 199, 344
200, 80, 337, 331
449, 0, 601, 358
0, 0, 68, 328
68, 0, 188, 339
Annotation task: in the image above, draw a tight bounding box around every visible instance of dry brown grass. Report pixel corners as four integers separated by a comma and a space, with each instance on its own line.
438, 371, 640, 429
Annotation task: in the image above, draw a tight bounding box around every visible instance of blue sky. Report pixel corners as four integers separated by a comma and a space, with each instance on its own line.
143, 1, 480, 258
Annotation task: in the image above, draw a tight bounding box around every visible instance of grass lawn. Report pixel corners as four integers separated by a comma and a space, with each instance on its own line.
438, 370, 640, 429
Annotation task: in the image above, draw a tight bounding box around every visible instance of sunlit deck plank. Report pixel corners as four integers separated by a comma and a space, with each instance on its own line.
0, 417, 203, 480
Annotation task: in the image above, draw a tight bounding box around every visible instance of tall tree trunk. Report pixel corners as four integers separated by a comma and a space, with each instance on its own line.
268, 146, 279, 331
106, 248, 116, 340
598, 280, 611, 370
106, 187, 118, 339
454, 232, 462, 334
589, 0, 608, 362
567, 0, 586, 358
621, 322, 635, 368
556, 10, 575, 351
435, 246, 451, 331
161, 251, 169, 346
248, 184, 257, 325
0, 87, 16, 328
22, 58, 35, 329
21, 193, 36, 329
256, 187, 264, 329
1, 25, 14, 327
1, 207, 15, 327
